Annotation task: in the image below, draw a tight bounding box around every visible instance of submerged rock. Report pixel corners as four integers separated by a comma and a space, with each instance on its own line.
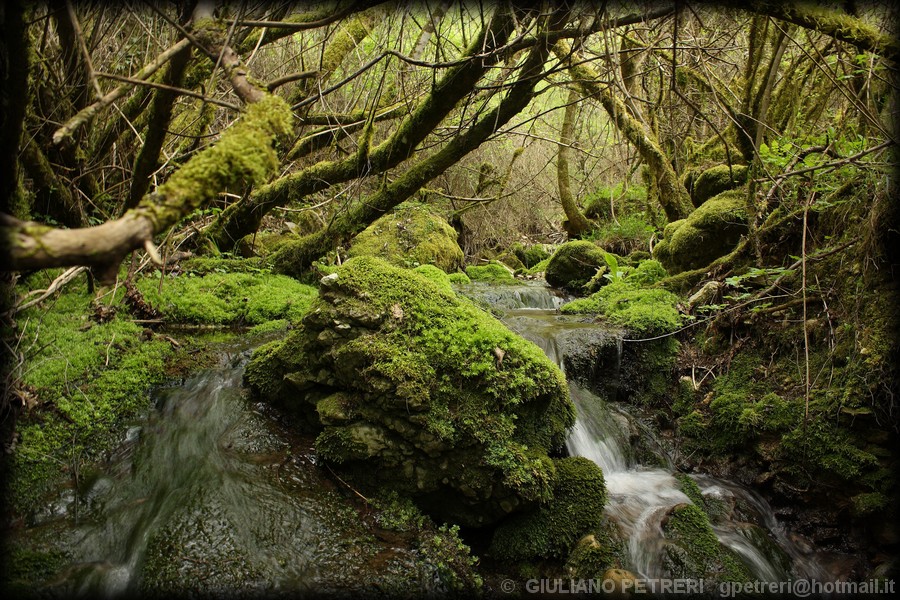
245, 257, 574, 526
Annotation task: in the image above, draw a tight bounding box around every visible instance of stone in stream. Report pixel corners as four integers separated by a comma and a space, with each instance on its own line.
245, 256, 579, 527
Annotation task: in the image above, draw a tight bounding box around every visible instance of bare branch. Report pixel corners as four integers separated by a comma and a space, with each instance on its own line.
52, 38, 192, 145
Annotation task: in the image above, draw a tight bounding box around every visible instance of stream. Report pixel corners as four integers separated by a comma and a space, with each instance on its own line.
468, 282, 830, 585
8, 282, 832, 596
8, 339, 438, 598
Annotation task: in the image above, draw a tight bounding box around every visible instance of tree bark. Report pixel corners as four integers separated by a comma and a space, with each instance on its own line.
204, 8, 517, 251
555, 42, 693, 222
125, 44, 193, 212
558, 89, 594, 238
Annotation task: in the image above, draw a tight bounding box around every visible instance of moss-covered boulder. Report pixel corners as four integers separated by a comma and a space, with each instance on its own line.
245, 256, 574, 526
661, 503, 750, 581
512, 243, 552, 269
465, 261, 516, 283
653, 189, 748, 274
545, 240, 609, 292
488, 457, 607, 561
346, 202, 464, 271
690, 164, 749, 207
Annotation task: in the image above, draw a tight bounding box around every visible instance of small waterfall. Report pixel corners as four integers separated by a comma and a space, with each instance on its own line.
470, 282, 824, 582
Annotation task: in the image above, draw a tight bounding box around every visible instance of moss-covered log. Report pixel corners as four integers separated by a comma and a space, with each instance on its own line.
2, 94, 292, 276
204, 8, 517, 250
750, 1, 900, 61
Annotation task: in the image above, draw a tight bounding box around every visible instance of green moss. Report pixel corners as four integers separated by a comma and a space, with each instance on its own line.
346, 201, 464, 271
662, 503, 750, 581
564, 520, 624, 578
545, 240, 609, 292
135, 271, 317, 325
511, 243, 551, 269
690, 164, 749, 207
8, 278, 178, 513
447, 272, 471, 285
524, 257, 551, 275
151, 94, 293, 230
489, 457, 607, 561
465, 261, 515, 283
247, 318, 289, 335
1, 547, 70, 593
247, 257, 574, 524
653, 189, 748, 274
413, 264, 453, 290
373, 491, 428, 532
561, 279, 683, 337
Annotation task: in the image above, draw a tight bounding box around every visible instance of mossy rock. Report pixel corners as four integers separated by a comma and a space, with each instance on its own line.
653, 189, 748, 274
488, 457, 607, 560
512, 243, 551, 269
447, 272, 471, 285
545, 240, 609, 293
661, 503, 751, 581
690, 164, 749, 207
245, 256, 574, 526
465, 261, 516, 283
346, 202, 464, 271
413, 264, 453, 291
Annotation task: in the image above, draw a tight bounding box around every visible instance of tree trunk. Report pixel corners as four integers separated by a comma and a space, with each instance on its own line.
555, 42, 692, 222
558, 89, 594, 238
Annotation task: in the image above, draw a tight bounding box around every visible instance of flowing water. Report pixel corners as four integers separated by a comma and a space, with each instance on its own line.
9, 282, 830, 596
6, 338, 438, 598
472, 281, 829, 584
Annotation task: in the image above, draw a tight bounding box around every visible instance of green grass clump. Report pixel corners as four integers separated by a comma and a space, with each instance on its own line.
589, 214, 655, 256
136, 271, 317, 325
465, 261, 516, 283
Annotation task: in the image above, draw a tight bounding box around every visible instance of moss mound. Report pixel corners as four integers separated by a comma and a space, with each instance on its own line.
561, 261, 682, 338
447, 272, 471, 285
413, 264, 453, 290
346, 202, 464, 271
488, 457, 608, 561
511, 243, 551, 269
6, 275, 177, 512
245, 256, 574, 526
690, 164, 749, 207
545, 240, 609, 292
653, 189, 748, 273
136, 270, 317, 325
465, 261, 515, 283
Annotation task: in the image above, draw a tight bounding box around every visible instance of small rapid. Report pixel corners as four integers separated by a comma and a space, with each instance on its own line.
475, 282, 827, 583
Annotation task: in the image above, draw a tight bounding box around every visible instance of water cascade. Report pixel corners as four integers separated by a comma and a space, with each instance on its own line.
480, 282, 828, 583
